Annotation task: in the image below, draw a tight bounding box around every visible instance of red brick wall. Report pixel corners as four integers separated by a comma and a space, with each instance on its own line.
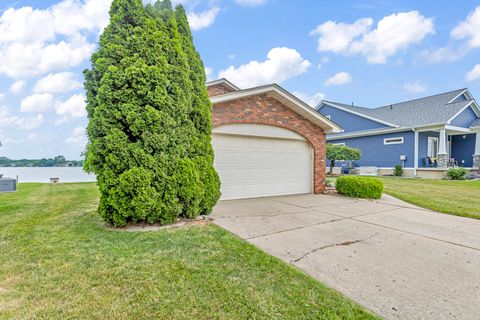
211, 94, 327, 193
207, 84, 236, 97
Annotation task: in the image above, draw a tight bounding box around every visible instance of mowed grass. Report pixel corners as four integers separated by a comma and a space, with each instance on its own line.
379, 177, 480, 219
0, 183, 377, 319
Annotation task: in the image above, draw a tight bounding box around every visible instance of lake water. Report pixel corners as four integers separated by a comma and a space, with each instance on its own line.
0, 167, 96, 183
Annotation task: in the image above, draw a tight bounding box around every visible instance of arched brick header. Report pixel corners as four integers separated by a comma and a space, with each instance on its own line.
212, 93, 327, 193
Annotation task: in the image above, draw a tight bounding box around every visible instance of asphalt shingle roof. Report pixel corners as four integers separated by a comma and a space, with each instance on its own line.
323, 89, 476, 128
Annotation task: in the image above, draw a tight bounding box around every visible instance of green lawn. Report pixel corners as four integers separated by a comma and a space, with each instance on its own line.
0, 183, 377, 319
379, 177, 480, 219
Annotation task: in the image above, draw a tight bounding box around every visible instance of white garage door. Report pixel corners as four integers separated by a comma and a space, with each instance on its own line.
212, 124, 312, 200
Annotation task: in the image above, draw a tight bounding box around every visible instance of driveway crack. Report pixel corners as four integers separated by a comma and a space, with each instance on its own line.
245, 217, 347, 240
290, 232, 379, 263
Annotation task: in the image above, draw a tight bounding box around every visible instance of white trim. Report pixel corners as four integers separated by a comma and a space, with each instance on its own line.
447, 89, 472, 104
327, 127, 411, 140
210, 84, 342, 133
438, 129, 447, 154
427, 136, 439, 158
475, 133, 480, 155
444, 125, 473, 133
447, 101, 480, 124
320, 101, 399, 128
213, 123, 305, 141
414, 130, 419, 176
206, 78, 240, 91
332, 142, 346, 146
383, 137, 404, 145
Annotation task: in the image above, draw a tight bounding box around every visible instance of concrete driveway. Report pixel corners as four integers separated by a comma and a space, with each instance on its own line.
211, 194, 480, 320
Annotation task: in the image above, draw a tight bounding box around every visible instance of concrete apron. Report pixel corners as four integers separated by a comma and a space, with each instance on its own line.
212, 193, 480, 320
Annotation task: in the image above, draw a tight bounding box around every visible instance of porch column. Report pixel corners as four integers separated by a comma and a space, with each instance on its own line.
474, 132, 480, 170
437, 129, 448, 169
414, 130, 419, 176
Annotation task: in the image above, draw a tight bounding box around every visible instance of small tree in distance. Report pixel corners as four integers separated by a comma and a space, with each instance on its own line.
326, 144, 361, 174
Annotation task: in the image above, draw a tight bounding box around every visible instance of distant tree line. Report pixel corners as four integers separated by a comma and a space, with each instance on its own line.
0, 155, 83, 167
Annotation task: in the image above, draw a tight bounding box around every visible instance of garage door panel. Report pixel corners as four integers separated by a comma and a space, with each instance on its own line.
213, 133, 312, 200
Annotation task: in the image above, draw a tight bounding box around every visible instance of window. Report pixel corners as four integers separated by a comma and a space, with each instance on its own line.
384, 137, 404, 145
427, 137, 438, 158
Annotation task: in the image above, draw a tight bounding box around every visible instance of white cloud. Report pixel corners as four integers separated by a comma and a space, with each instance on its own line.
228, 54, 236, 60
10, 80, 26, 94
235, 0, 267, 6
187, 7, 220, 31
311, 18, 373, 53
55, 94, 87, 123
451, 6, 480, 48
404, 81, 427, 93
0, 34, 95, 78
0, 106, 44, 130
1, 133, 38, 144
20, 93, 55, 113
0, 93, 4, 101
422, 46, 467, 63
311, 11, 434, 64
292, 91, 325, 107
33, 72, 82, 93
38, 35, 96, 73
423, 6, 480, 63
205, 67, 214, 81
324, 72, 351, 86
218, 47, 311, 88
65, 126, 87, 146
466, 64, 480, 82
0, 0, 111, 78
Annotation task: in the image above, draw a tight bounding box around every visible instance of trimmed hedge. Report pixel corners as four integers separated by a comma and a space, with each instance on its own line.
335, 176, 384, 199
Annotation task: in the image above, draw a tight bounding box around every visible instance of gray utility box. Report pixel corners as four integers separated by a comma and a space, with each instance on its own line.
0, 174, 16, 192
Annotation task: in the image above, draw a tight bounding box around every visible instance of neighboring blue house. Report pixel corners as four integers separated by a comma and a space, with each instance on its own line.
316, 88, 480, 177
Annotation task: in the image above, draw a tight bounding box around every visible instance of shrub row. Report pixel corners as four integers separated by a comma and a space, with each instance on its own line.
335, 176, 384, 199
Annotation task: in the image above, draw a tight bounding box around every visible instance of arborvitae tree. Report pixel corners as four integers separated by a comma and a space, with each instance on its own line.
174, 5, 221, 213
84, 0, 220, 226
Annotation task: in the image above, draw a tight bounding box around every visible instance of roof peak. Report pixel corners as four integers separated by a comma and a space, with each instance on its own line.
375, 88, 469, 109
322, 88, 469, 111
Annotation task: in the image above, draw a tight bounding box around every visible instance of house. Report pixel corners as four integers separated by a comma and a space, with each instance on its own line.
207, 79, 341, 200
316, 89, 480, 178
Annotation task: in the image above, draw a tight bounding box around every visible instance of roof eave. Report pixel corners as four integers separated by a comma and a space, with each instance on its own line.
210, 84, 342, 133
206, 78, 241, 91
321, 101, 400, 128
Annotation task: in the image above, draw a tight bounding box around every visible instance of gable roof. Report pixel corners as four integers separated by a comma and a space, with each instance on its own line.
319, 88, 480, 129
210, 83, 342, 133
206, 78, 240, 91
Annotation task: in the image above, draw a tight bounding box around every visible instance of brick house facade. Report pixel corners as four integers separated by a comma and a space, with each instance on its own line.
208, 82, 330, 193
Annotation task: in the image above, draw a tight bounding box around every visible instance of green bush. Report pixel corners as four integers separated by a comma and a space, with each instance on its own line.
446, 167, 468, 180
335, 176, 384, 199
83, 0, 220, 226
393, 165, 403, 177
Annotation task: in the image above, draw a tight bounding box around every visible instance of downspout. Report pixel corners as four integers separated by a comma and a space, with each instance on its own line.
413, 128, 419, 177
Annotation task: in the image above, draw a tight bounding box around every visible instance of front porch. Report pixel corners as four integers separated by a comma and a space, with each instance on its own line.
414, 126, 480, 174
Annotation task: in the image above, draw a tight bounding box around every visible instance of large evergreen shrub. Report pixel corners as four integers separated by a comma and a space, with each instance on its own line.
84, 0, 220, 226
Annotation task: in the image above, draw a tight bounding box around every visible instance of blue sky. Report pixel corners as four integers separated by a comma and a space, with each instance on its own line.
0, 0, 479, 159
